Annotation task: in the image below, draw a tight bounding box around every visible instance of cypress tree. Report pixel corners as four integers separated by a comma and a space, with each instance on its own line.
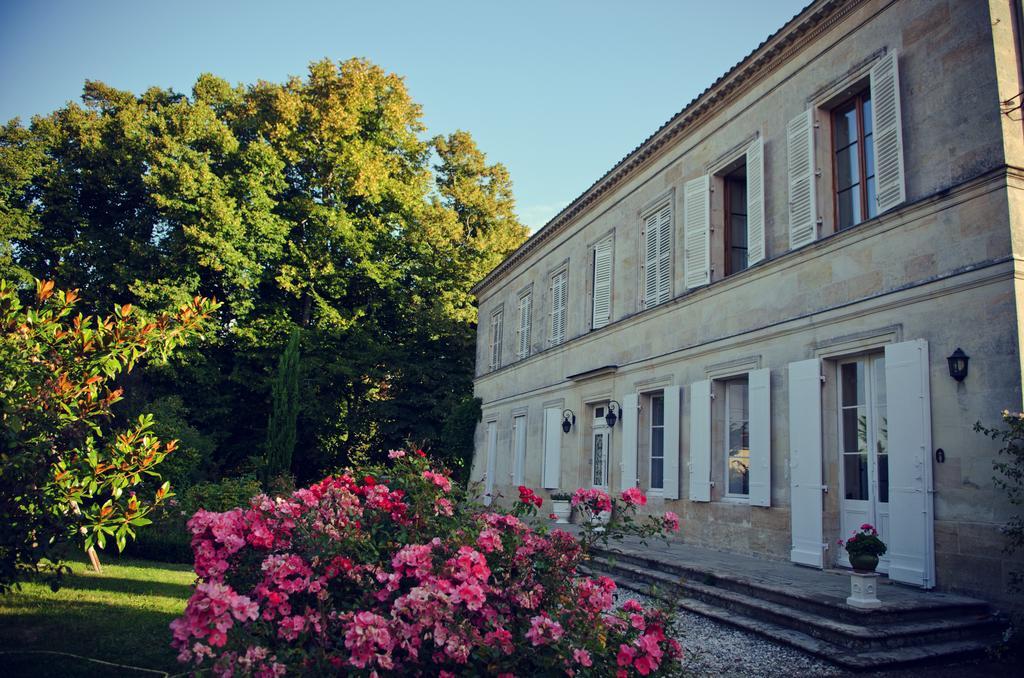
263, 329, 301, 483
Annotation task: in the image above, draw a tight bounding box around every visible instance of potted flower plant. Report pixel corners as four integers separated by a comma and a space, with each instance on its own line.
549, 491, 573, 524
839, 523, 887, 572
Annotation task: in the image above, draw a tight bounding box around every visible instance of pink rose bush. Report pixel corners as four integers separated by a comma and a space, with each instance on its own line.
171, 452, 684, 675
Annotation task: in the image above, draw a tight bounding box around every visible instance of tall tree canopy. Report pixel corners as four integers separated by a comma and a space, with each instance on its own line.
0, 58, 528, 481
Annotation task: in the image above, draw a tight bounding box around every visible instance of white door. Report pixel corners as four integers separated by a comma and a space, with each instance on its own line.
484, 421, 497, 506
592, 407, 611, 489
837, 355, 890, 572
512, 415, 526, 486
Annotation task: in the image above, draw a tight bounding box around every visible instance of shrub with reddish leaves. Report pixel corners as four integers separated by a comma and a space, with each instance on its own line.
171, 453, 684, 676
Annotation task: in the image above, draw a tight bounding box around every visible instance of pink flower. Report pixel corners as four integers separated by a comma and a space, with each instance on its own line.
617, 644, 636, 667
621, 487, 647, 506
485, 627, 514, 655
573, 648, 593, 667
571, 488, 612, 513
525, 615, 564, 646
476, 528, 503, 553
388, 449, 406, 459
423, 470, 452, 492
453, 581, 487, 610
434, 497, 454, 516
663, 511, 680, 532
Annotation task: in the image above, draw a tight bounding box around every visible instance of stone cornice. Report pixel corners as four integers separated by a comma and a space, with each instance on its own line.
471, 0, 865, 299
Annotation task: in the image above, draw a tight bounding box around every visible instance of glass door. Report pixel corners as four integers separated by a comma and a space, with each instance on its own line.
838, 355, 889, 572
592, 407, 610, 489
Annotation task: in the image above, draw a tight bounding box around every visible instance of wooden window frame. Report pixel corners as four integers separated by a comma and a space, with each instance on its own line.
831, 91, 874, 232
722, 168, 748, 277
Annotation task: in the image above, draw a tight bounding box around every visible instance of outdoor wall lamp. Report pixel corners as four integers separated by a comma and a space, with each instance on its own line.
605, 400, 621, 428
561, 409, 576, 434
947, 348, 969, 382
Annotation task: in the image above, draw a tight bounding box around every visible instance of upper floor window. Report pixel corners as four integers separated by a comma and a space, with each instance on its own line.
549, 267, 567, 346
516, 291, 531, 359
642, 202, 672, 307
591, 236, 613, 330
488, 307, 503, 371
833, 91, 877, 231
724, 165, 749, 275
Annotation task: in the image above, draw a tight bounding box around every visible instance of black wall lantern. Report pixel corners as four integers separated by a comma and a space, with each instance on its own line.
605, 400, 621, 428
947, 348, 969, 382
561, 409, 576, 434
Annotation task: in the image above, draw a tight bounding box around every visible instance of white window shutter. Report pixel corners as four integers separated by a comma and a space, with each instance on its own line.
484, 421, 497, 506
663, 385, 681, 500
871, 49, 906, 214
745, 138, 766, 265
620, 393, 639, 491
643, 211, 659, 307
517, 294, 531, 358
592, 238, 613, 329
683, 176, 710, 290
550, 271, 567, 345
688, 379, 712, 502
787, 108, 817, 250
884, 339, 935, 588
542, 407, 562, 489
788, 358, 824, 567
748, 368, 771, 507
656, 204, 672, 303
489, 311, 502, 370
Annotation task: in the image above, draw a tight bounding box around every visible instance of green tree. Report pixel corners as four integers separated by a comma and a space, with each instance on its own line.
0, 279, 217, 591
0, 58, 529, 484
263, 328, 301, 482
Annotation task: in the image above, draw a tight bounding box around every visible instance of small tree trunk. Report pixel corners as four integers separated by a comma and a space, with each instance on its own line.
87, 546, 102, 573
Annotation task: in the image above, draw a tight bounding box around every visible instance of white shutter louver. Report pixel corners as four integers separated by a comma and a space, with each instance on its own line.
543, 407, 562, 489
748, 368, 771, 507
788, 358, 824, 567
870, 49, 906, 214
787, 108, 817, 250
489, 310, 503, 370
663, 385, 681, 500
884, 339, 935, 588
745, 138, 766, 265
517, 293, 531, 358
550, 270, 567, 345
683, 176, 710, 290
592, 238, 613, 329
642, 211, 659, 307
620, 393, 639, 491
688, 379, 712, 502
484, 421, 497, 506
656, 204, 672, 303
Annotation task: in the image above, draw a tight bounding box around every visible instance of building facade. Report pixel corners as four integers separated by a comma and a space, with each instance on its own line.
470, 0, 1024, 606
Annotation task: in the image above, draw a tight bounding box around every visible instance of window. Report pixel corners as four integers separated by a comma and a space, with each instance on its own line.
649, 394, 665, 490
516, 291, 531, 359
591, 236, 613, 329
549, 268, 567, 345
488, 308, 503, 371
592, 406, 610, 489
833, 90, 877, 231
642, 203, 672, 307
724, 165, 749, 275
724, 378, 750, 497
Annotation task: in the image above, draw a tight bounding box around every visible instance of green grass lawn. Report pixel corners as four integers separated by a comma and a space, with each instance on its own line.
0, 557, 195, 677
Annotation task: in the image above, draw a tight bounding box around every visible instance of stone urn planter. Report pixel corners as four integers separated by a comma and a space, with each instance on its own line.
550, 499, 572, 524
590, 510, 611, 532
850, 553, 879, 573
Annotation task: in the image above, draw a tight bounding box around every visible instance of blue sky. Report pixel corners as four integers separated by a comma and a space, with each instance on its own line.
0, 0, 808, 231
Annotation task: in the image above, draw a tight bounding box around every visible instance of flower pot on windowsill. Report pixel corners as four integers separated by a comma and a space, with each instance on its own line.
850, 553, 879, 573
550, 500, 572, 524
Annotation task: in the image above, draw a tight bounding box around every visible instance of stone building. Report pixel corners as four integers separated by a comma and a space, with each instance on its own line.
469, 0, 1024, 606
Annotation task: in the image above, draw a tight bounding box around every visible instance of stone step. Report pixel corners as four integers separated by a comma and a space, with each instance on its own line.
589, 565, 1000, 671
587, 556, 1003, 654
589, 546, 991, 625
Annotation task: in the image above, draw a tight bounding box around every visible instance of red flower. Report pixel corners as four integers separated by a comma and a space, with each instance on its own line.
415, 449, 426, 458
363, 476, 377, 487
